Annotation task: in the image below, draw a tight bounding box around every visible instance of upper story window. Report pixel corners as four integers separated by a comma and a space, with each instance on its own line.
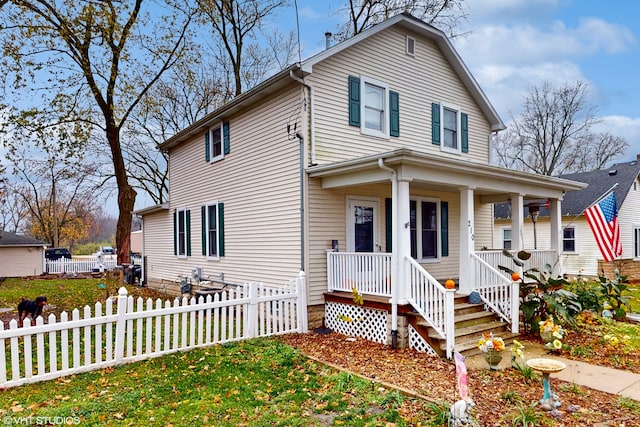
348, 75, 399, 138
205, 121, 230, 163
406, 35, 415, 56
431, 103, 468, 154
563, 226, 576, 253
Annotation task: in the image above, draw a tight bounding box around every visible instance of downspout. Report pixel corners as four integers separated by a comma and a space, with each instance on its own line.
378, 158, 398, 349
289, 70, 316, 165
296, 132, 305, 271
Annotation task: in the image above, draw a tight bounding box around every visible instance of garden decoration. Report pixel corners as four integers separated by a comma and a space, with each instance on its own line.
526, 358, 566, 411
450, 352, 476, 426
538, 317, 565, 351
477, 333, 505, 370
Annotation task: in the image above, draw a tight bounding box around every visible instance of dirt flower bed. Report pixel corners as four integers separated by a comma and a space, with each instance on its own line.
279, 332, 640, 426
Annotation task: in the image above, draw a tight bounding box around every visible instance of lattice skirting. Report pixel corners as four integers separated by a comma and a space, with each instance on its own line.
325, 302, 388, 344
408, 324, 438, 356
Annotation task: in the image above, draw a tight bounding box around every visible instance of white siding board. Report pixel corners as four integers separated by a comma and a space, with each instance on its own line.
0, 247, 44, 277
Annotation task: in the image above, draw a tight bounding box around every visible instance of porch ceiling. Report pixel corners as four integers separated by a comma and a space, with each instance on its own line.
307, 149, 586, 201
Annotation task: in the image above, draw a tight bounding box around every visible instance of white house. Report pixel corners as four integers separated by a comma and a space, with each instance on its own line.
137, 14, 585, 357
0, 231, 47, 277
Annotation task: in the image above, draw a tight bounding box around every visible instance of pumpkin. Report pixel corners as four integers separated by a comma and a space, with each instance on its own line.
445, 279, 455, 289
511, 272, 521, 281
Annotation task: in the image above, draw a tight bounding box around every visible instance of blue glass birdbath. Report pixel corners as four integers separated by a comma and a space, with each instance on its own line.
526, 358, 566, 410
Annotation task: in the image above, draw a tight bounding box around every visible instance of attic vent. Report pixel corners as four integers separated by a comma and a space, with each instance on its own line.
406, 35, 415, 56
608, 169, 617, 176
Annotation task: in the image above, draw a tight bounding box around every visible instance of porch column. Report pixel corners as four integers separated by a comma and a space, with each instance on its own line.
397, 178, 411, 304
458, 186, 475, 293
510, 193, 524, 251
549, 198, 562, 275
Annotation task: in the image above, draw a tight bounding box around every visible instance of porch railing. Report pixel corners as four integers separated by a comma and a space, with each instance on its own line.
471, 253, 519, 333
475, 249, 559, 278
327, 252, 392, 297
405, 256, 455, 358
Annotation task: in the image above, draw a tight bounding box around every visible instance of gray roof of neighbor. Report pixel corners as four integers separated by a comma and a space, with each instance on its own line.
494, 159, 640, 219
0, 231, 47, 247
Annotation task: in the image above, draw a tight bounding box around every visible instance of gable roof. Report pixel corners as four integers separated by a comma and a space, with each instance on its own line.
0, 231, 47, 247
494, 159, 640, 219
160, 13, 504, 151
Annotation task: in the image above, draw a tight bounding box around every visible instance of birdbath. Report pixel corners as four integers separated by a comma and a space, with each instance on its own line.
526, 358, 566, 410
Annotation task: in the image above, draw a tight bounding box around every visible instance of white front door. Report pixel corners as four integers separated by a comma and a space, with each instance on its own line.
347, 197, 380, 252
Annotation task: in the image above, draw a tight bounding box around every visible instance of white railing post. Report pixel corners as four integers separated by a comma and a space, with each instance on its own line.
296, 271, 308, 332
511, 280, 520, 333
114, 287, 128, 363
444, 289, 455, 359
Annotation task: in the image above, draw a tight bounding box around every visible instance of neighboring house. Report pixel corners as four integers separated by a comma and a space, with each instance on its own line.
0, 231, 47, 277
137, 14, 585, 357
494, 157, 640, 279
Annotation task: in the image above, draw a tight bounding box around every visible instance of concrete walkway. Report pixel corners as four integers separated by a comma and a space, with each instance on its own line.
465, 342, 640, 402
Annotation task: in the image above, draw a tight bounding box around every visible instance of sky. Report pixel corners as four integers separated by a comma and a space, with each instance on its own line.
281, 0, 640, 163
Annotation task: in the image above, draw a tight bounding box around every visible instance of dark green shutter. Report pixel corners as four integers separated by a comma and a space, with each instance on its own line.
461, 113, 468, 153
218, 203, 225, 256
205, 131, 210, 162
441, 202, 448, 257
201, 206, 206, 256
348, 76, 360, 126
390, 91, 399, 137
385, 198, 392, 252
186, 210, 191, 257
173, 210, 177, 255
223, 121, 230, 154
431, 103, 440, 145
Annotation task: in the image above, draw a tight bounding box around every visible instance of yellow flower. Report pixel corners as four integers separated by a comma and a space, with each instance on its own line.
552, 339, 563, 350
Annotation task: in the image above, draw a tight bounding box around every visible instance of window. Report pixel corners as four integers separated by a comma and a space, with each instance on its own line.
205, 121, 230, 162
410, 198, 440, 260
348, 76, 399, 138
634, 226, 640, 258
502, 229, 512, 250
406, 35, 415, 56
431, 103, 468, 153
362, 77, 389, 138
201, 202, 225, 258
174, 208, 191, 257
563, 227, 576, 252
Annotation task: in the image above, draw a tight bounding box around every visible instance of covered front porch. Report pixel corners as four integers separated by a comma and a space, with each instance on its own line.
308, 149, 586, 358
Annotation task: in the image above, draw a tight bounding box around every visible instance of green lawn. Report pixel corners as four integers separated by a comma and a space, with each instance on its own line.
0, 338, 437, 426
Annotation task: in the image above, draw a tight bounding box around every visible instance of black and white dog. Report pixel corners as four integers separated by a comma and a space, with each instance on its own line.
17, 296, 47, 326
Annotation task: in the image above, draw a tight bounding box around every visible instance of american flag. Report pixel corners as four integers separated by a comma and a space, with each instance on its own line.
583, 192, 622, 262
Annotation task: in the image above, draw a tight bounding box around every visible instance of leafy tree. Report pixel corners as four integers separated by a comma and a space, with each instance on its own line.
494, 80, 629, 175
0, 0, 195, 263
334, 0, 468, 41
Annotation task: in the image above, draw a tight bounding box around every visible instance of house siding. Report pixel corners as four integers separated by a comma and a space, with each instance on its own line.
141, 209, 174, 282
146, 86, 305, 289
307, 27, 492, 166
0, 247, 44, 277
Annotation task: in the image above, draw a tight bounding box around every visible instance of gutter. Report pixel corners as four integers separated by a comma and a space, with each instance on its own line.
289, 70, 317, 165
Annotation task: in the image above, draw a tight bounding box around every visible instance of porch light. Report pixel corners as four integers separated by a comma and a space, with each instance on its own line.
529, 204, 540, 250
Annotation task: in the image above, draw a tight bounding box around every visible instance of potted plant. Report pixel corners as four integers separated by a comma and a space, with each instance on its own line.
477, 333, 505, 370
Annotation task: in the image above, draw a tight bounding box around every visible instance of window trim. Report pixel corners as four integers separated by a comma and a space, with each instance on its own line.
410, 197, 441, 262
406, 35, 415, 56
440, 102, 462, 154
205, 202, 220, 260
208, 122, 225, 163
360, 76, 390, 139
175, 207, 188, 259
562, 225, 577, 254
502, 228, 512, 250
634, 225, 640, 258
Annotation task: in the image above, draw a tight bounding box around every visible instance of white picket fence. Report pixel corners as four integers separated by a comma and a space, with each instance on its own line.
0, 272, 308, 388
45, 256, 142, 274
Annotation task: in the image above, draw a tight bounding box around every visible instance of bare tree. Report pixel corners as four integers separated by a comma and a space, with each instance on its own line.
0, 0, 195, 263
196, 0, 288, 96
494, 81, 628, 176
335, 0, 468, 41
